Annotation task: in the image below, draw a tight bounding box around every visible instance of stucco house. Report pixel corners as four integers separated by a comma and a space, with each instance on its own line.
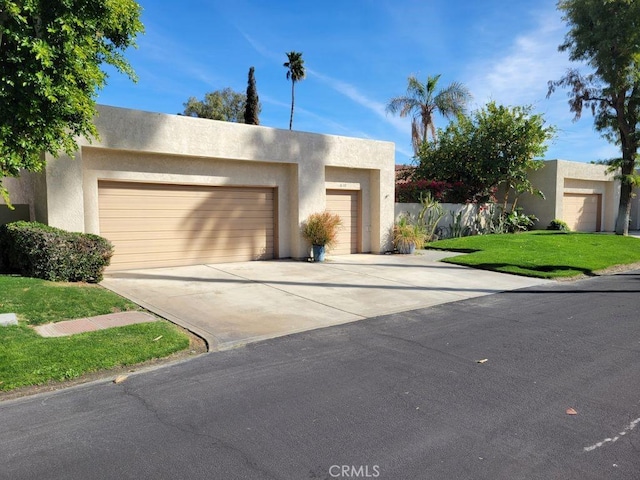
517, 159, 635, 232
1, 105, 396, 270
393, 159, 639, 233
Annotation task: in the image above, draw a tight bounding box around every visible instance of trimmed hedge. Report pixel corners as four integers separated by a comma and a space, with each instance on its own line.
0, 221, 113, 282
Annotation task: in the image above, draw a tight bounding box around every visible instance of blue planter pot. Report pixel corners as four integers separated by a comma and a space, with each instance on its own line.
397, 242, 416, 254
312, 245, 326, 262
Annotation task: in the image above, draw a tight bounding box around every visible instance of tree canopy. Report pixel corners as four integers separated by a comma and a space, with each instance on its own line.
387, 74, 471, 153
183, 88, 248, 122
415, 102, 555, 206
0, 0, 144, 205
548, 0, 640, 235
284, 51, 305, 130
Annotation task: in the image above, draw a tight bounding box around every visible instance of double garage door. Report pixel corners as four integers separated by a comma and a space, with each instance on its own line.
98, 181, 275, 271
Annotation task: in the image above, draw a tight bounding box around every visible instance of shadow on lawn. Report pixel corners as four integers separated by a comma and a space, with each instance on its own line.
451, 262, 599, 278
427, 247, 480, 254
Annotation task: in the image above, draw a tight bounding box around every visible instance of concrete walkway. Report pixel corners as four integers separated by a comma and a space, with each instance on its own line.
101, 251, 552, 351
34, 311, 158, 337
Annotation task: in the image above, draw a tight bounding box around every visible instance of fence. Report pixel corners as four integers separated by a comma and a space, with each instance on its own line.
394, 202, 505, 239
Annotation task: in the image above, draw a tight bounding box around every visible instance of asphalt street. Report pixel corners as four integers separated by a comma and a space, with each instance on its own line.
1, 271, 640, 480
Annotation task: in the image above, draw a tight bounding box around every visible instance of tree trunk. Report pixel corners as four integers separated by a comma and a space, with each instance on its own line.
615, 142, 636, 235
615, 179, 633, 235
289, 81, 295, 130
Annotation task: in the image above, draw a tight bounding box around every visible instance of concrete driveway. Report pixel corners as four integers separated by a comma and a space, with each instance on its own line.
101, 251, 551, 351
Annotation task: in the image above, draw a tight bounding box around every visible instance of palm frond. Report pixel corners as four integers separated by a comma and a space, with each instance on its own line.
387, 73, 470, 152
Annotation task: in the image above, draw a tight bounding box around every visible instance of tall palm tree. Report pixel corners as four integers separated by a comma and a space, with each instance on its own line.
284, 51, 306, 130
387, 74, 471, 153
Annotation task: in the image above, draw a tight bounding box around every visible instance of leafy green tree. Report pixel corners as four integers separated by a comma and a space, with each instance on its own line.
416, 102, 555, 207
0, 0, 144, 205
548, 0, 640, 235
283, 51, 305, 130
387, 74, 471, 153
244, 66, 260, 125
183, 88, 247, 122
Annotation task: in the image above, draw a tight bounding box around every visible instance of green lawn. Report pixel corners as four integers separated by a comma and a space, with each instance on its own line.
0, 275, 139, 325
426, 231, 640, 279
0, 275, 191, 391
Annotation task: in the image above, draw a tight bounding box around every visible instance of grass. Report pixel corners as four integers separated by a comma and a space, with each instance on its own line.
0, 275, 139, 325
0, 275, 191, 391
426, 231, 640, 279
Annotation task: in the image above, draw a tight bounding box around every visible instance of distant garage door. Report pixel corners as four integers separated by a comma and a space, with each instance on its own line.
98, 181, 276, 270
563, 193, 601, 232
326, 189, 359, 255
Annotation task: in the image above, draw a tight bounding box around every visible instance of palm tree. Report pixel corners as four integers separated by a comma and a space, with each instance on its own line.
284, 51, 306, 130
387, 74, 471, 153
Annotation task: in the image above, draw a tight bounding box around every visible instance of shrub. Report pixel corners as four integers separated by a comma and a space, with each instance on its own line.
393, 215, 427, 253
302, 212, 342, 248
396, 180, 451, 203
547, 219, 570, 232
502, 209, 538, 233
395, 179, 495, 204
0, 221, 113, 282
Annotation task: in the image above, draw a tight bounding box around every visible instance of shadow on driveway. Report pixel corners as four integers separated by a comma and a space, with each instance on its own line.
101, 253, 552, 351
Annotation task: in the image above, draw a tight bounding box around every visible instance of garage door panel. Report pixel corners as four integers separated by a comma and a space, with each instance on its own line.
99, 184, 272, 198
102, 209, 273, 222
104, 228, 274, 242
114, 250, 272, 271
100, 216, 274, 232
99, 181, 275, 270
114, 239, 274, 256
100, 195, 273, 210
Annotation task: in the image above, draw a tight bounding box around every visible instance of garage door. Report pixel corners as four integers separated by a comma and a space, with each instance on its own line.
326, 190, 359, 255
98, 181, 275, 270
563, 193, 601, 232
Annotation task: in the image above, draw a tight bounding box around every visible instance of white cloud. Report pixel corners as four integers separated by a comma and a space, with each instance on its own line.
238, 31, 282, 63
136, 26, 225, 90
465, 9, 570, 108
307, 68, 410, 135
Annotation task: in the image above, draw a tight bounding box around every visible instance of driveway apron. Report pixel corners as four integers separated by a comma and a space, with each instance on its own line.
100, 252, 551, 351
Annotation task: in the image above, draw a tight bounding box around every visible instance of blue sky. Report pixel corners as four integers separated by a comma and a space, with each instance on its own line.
97, 0, 620, 165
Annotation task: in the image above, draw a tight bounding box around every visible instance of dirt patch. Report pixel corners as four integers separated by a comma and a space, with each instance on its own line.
0, 327, 207, 403
554, 262, 640, 282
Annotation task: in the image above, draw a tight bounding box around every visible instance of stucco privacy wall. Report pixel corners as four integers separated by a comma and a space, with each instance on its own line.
31, 105, 395, 259
518, 160, 619, 231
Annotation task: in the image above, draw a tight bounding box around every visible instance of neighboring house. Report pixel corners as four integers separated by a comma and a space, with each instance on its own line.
394, 159, 639, 233
517, 159, 623, 232
1, 105, 396, 270
395, 164, 415, 184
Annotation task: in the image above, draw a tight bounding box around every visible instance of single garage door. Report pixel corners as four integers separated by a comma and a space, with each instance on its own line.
98, 181, 276, 270
326, 189, 359, 255
563, 193, 601, 232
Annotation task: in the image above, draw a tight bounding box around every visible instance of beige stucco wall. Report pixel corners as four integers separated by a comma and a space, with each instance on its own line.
35, 105, 396, 259
0, 168, 50, 224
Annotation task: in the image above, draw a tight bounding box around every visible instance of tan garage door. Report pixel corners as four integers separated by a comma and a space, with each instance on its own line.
326, 189, 359, 255
99, 181, 275, 270
563, 193, 601, 232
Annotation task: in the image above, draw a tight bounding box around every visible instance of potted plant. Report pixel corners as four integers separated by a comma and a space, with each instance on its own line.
393, 215, 427, 254
301, 211, 342, 262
